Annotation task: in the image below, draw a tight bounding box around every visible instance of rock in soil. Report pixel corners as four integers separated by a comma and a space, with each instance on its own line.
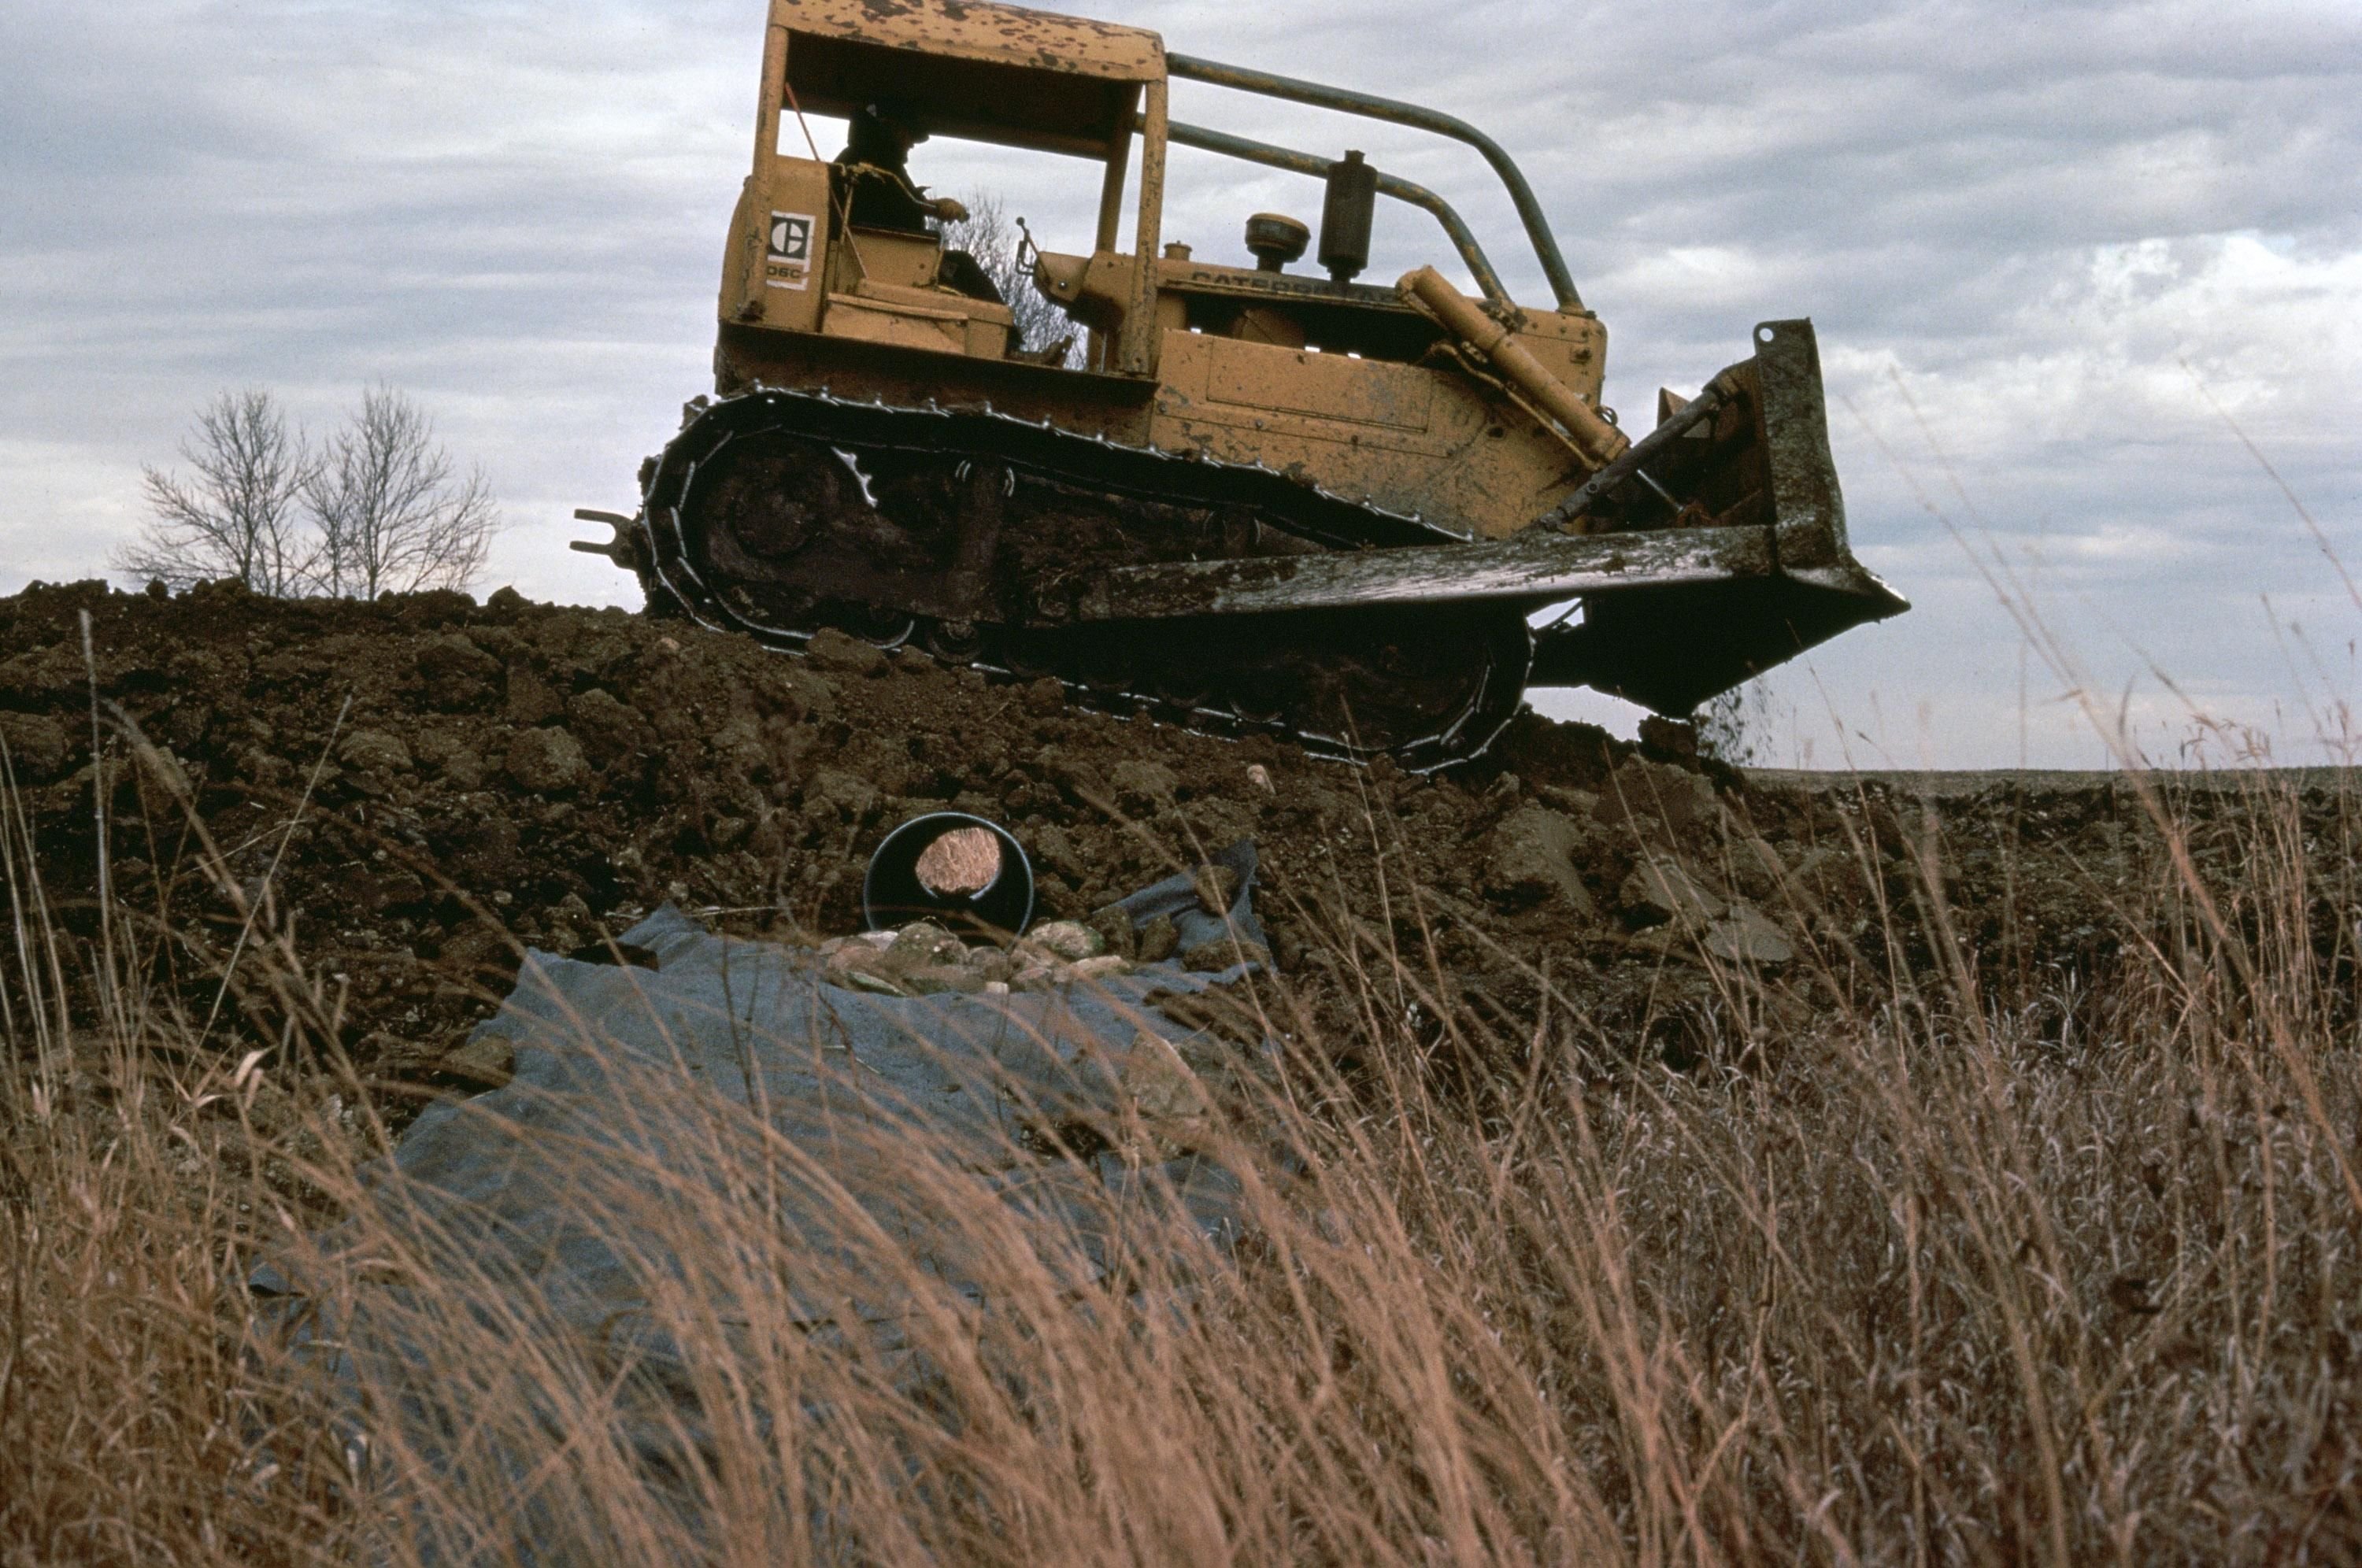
1138, 913, 1180, 964
1701, 905, 1797, 967
1022, 920, 1102, 963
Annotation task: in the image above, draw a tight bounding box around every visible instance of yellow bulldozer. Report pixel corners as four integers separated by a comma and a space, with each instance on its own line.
576, 0, 1905, 767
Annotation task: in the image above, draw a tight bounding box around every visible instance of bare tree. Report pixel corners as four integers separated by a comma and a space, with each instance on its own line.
115, 390, 314, 594
304, 386, 498, 599
940, 194, 1079, 367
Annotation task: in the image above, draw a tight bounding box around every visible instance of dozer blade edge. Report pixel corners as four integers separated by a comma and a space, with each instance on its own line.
1048, 318, 1907, 719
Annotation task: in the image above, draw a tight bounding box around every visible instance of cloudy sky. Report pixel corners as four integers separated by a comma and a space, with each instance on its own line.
4, 0, 2356, 767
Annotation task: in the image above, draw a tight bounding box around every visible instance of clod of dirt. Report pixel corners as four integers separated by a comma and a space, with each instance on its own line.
1, 712, 70, 782
1484, 804, 1597, 915
416, 631, 501, 705
439, 1034, 516, 1090
1192, 864, 1242, 917
1111, 760, 1179, 812
1621, 856, 1727, 930
1085, 904, 1138, 959
505, 727, 589, 793
1701, 906, 1796, 966
1138, 913, 1179, 963
1182, 934, 1271, 973
1595, 755, 1720, 839
1637, 715, 1701, 758
804, 627, 887, 675
339, 730, 414, 775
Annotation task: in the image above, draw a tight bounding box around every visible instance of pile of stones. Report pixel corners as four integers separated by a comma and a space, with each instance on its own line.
816, 917, 1131, 997
814, 864, 1267, 1000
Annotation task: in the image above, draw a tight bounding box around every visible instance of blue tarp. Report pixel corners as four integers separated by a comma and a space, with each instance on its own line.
254, 846, 1272, 1557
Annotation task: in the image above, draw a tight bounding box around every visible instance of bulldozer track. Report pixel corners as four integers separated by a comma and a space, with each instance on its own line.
633, 387, 1534, 770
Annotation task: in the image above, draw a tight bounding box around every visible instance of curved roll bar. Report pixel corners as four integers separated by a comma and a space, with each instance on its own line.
1166, 52, 1583, 311
1160, 119, 1512, 305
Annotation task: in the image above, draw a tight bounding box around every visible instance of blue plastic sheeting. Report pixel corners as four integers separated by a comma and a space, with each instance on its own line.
253, 848, 1272, 1557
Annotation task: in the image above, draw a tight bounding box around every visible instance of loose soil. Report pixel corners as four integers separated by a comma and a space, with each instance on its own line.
4, 578, 2354, 1101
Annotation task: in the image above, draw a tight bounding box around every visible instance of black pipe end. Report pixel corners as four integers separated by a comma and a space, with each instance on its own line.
861, 813, 1036, 942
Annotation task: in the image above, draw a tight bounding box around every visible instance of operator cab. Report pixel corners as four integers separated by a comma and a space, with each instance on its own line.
719, 0, 1542, 378
719, 0, 1158, 368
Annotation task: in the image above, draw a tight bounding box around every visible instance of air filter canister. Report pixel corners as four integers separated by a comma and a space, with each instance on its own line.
861, 813, 1035, 941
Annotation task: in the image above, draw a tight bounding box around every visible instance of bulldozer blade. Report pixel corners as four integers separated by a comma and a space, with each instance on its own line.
1528, 319, 1907, 714
1063, 519, 1786, 622
1057, 319, 1903, 716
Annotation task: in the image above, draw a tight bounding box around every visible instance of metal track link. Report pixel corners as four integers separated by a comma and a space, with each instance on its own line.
634, 387, 1531, 770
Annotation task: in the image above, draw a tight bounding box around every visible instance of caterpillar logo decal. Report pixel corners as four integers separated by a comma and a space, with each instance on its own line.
765, 212, 815, 290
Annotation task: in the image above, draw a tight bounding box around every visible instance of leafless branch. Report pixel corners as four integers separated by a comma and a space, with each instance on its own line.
940, 194, 1079, 367
303, 386, 498, 599
113, 390, 314, 594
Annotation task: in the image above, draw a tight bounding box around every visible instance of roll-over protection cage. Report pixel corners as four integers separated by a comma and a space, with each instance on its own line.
754, 0, 1577, 355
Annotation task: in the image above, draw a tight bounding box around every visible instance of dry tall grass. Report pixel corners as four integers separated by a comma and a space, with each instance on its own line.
6, 719, 2360, 1563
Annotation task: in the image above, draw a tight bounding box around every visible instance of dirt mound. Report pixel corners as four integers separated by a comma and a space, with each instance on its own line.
4, 578, 2344, 1096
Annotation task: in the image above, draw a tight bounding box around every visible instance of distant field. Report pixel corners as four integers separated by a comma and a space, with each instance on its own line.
1755, 765, 2360, 796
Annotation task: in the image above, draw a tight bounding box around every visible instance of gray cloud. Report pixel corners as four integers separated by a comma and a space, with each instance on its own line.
2, 0, 2354, 765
